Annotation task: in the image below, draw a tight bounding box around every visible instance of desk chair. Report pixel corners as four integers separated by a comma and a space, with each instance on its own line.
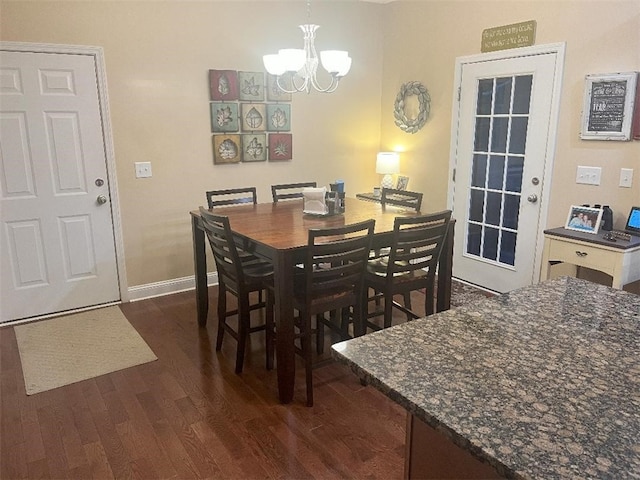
206, 187, 257, 208
381, 187, 423, 211
199, 207, 275, 374
293, 219, 375, 406
271, 182, 317, 202
364, 210, 451, 331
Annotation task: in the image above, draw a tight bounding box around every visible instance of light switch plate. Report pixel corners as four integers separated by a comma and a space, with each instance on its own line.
619, 168, 633, 188
135, 162, 152, 178
576, 166, 601, 185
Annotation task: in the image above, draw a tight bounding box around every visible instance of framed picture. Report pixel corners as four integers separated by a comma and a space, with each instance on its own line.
241, 134, 266, 162
396, 175, 409, 190
565, 205, 603, 234
209, 70, 238, 101
212, 134, 241, 164
268, 133, 292, 161
241, 103, 266, 132
210, 102, 239, 133
266, 104, 291, 131
238, 71, 265, 102
267, 74, 292, 102
580, 71, 638, 141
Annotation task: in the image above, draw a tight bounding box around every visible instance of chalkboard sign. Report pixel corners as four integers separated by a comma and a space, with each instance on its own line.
581, 72, 638, 141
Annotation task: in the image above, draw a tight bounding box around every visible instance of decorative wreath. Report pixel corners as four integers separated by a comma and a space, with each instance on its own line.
393, 81, 431, 134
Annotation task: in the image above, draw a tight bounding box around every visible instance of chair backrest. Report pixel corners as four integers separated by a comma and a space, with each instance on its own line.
271, 182, 317, 203
385, 210, 452, 281
381, 188, 423, 212
303, 219, 375, 307
206, 187, 257, 208
198, 206, 244, 287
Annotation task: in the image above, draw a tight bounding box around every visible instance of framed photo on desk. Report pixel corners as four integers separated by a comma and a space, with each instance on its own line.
565, 205, 602, 234
396, 175, 409, 190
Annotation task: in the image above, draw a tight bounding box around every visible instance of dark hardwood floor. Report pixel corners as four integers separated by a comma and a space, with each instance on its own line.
1, 287, 409, 479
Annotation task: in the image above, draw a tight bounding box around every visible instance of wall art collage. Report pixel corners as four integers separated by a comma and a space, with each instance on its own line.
209, 69, 293, 164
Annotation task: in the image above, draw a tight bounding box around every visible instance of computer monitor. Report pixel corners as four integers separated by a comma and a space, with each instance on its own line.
625, 206, 640, 235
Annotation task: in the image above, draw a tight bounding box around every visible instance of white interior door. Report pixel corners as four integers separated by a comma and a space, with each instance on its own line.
0, 49, 120, 322
449, 44, 565, 293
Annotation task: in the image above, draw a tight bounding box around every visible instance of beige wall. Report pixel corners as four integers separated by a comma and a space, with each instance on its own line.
380, 0, 640, 227
1, 1, 384, 287
2, 0, 639, 292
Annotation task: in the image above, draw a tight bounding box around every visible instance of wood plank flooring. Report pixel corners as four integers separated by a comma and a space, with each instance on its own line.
1, 287, 408, 479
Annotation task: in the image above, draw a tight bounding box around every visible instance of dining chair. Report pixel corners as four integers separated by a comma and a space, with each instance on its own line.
206, 187, 258, 208
381, 187, 423, 211
374, 187, 424, 315
199, 207, 275, 374
364, 210, 452, 332
292, 219, 375, 406
271, 182, 317, 202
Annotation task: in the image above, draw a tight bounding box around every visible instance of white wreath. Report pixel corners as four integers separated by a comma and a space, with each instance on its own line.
393, 81, 430, 134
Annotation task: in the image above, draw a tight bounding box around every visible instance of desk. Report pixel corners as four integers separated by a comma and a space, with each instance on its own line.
191, 197, 455, 404
541, 227, 640, 289
332, 276, 640, 478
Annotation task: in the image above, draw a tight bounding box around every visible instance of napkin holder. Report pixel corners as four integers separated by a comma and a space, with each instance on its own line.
303, 187, 328, 215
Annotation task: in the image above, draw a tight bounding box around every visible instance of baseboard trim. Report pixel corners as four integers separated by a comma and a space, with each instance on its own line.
128, 273, 219, 302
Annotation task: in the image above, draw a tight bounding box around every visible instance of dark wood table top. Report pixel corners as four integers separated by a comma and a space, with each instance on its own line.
193, 197, 426, 251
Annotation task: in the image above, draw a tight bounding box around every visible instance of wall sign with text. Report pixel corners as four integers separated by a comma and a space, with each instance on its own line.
580, 71, 638, 141
481, 21, 536, 53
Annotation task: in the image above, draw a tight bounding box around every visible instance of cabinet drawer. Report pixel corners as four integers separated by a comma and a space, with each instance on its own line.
547, 239, 618, 274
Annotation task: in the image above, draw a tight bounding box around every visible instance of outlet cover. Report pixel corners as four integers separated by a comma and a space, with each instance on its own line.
576, 166, 601, 185
619, 168, 633, 188
135, 162, 152, 178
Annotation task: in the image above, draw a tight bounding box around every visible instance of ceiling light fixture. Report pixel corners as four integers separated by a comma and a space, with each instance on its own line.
262, 1, 352, 94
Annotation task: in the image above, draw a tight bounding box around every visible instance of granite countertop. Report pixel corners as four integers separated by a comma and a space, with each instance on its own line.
332, 276, 640, 480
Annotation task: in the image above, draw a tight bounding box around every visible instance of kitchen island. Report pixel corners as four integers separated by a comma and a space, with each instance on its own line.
332, 277, 640, 479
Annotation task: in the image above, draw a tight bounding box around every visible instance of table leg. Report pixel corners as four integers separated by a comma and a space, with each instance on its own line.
436, 220, 455, 312
273, 251, 295, 404
192, 215, 208, 327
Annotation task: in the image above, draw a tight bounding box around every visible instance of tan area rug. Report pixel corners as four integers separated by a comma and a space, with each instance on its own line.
14, 306, 157, 395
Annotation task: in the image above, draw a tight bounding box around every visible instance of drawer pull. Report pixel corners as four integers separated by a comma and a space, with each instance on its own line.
575, 251, 588, 257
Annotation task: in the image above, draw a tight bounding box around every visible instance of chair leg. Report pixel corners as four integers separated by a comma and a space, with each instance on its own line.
340, 308, 351, 339
265, 289, 275, 370
235, 295, 250, 374
302, 312, 314, 407
384, 292, 393, 329
403, 293, 413, 321
216, 284, 227, 351
425, 277, 435, 316
316, 313, 325, 354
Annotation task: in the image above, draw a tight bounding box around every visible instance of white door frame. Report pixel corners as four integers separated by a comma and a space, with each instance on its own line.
447, 42, 566, 286
1, 41, 129, 304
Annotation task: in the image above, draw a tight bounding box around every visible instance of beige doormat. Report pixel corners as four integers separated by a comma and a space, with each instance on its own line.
14, 306, 157, 395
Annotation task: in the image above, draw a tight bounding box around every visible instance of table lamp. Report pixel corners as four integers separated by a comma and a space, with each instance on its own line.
376, 152, 400, 189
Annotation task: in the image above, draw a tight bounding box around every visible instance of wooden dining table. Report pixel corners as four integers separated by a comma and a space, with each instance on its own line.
190, 197, 455, 404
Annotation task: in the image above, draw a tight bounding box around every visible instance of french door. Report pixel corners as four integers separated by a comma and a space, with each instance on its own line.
449, 44, 565, 293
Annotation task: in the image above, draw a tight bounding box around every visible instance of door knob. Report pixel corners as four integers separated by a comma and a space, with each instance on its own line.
527, 194, 538, 203
97, 195, 108, 205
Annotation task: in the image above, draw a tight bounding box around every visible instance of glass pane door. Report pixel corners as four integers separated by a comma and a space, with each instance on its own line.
465, 75, 532, 268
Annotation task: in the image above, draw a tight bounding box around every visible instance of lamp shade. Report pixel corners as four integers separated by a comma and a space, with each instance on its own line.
376, 152, 400, 175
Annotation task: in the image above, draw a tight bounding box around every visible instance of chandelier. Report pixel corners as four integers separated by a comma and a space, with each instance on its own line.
262, 3, 352, 94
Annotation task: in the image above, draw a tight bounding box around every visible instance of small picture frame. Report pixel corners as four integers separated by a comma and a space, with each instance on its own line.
565, 205, 603, 234
580, 72, 638, 141
396, 175, 409, 190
